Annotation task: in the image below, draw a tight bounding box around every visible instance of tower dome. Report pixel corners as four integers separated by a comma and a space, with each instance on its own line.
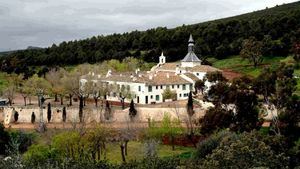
181, 34, 201, 67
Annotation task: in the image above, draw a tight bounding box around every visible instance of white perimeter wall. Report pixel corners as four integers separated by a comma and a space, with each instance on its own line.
2, 106, 205, 124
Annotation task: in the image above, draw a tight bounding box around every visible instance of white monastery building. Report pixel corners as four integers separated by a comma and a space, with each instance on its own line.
81, 35, 221, 104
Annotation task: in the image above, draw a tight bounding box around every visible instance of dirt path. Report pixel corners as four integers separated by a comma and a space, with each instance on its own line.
5, 122, 151, 130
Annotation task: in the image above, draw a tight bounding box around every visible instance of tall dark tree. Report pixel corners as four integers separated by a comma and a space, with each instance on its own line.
47, 102, 52, 123
14, 110, 19, 123
104, 101, 112, 120
62, 107, 67, 123
79, 95, 84, 123
253, 67, 277, 104
279, 96, 300, 141
31, 112, 36, 124
129, 99, 137, 120
275, 64, 297, 109
231, 76, 261, 132
187, 91, 194, 118
187, 91, 194, 134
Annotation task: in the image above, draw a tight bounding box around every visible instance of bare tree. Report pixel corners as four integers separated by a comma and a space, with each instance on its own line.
27, 74, 51, 132
19, 79, 32, 106
3, 74, 23, 106
3, 86, 16, 106
62, 71, 91, 123
118, 85, 133, 110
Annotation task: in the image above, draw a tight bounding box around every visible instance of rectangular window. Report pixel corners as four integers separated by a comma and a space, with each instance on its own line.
177, 85, 180, 88
156, 95, 159, 101
183, 84, 186, 90
161, 85, 163, 89
179, 94, 182, 97
148, 86, 152, 92
151, 95, 153, 99
172, 85, 174, 89
138, 86, 141, 91
156, 86, 158, 89
196, 73, 199, 76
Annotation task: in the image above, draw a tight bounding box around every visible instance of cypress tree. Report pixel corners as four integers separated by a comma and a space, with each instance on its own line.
129, 99, 137, 120
31, 112, 36, 124
14, 110, 19, 123
62, 107, 66, 122
47, 102, 51, 123
187, 91, 194, 117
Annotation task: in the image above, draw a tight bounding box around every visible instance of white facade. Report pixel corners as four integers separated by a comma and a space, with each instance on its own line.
181, 61, 201, 68
81, 35, 221, 104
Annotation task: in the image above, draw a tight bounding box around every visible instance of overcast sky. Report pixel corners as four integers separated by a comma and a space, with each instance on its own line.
0, 0, 297, 51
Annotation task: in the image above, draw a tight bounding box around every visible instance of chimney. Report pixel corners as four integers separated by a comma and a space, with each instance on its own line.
91, 72, 95, 76
149, 75, 153, 80
175, 65, 180, 75
106, 69, 112, 77
135, 68, 140, 74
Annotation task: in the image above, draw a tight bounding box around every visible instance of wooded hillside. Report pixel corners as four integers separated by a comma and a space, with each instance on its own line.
1, 1, 300, 74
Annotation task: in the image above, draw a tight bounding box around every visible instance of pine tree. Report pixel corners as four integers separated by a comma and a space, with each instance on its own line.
129, 99, 137, 120
47, 102, 51, 123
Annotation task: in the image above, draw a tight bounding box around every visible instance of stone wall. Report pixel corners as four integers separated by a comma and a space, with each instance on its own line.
2, 105, 206, 125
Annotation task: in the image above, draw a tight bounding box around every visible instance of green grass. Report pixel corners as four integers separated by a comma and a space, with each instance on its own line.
209, 55, 300, 96
105, 141, 194, 164
0, 72, 9, 91
210, 56, 288, 77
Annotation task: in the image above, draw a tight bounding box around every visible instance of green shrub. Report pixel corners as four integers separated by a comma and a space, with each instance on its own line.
23, 144, 59, 167
200, 132, 289, 169
8, 130, 36, 153
0, 123, 9, 154
193, 130, 235, 159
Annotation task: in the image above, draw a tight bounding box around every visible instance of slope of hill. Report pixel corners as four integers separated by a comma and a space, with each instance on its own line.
1, 1, 300, 72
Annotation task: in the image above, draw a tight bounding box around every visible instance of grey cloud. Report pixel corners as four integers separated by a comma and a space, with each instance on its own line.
0, 0, 297, 51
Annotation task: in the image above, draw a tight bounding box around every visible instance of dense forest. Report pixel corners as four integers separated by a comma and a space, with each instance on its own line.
1, 1, 300, 75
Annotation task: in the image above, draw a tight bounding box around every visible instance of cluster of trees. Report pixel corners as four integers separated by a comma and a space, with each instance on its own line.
0, 64, 299, 168
1, 59, 146, 123
1, 2, 300, 74
199, 63, 299, 141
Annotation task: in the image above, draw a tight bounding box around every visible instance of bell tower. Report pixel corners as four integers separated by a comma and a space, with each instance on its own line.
159, 52, 166, 64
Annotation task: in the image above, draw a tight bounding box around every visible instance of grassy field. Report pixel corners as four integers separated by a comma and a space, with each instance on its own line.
0, 72, 8, 91
106, 141, 194, 164
209, 55, 300, 95
208, 56, 286, 77
32, 130, 194, 164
